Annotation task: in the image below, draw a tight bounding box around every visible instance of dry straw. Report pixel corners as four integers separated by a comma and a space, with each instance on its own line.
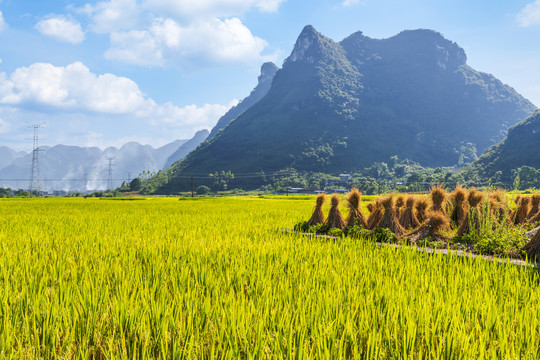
404, 211, 450, 244
415, 198, 429, 224
399, 197, 420, 230
395, 195, 405, 218
346, 188, 368, 228
430, 185, 448, 215
325, 194, 346, 230
457, 189, 484, 237
526, 194, 540, 221
307, 193, 326, 226
522, 228, 540, 261
379, 195, 406, 236
367, 199, 384, 230
450, 185, 468, 227
489, 190, 508, 224
513, 196, 530, 225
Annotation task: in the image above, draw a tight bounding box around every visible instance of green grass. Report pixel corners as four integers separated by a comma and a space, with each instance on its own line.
0, 197, 539, 358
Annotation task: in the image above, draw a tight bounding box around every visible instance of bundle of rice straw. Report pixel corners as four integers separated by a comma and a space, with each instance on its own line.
526, 194, 540, 221
457, 189, 484, 237
430, 185, 448, 215
367, 203, 375, 214
395, 196, 405, 218
346, 188, 368, 228
325, 194, 346, 230
404, 211, 450, 244
399, 197, 420, 230
379, 195, 406, 236
415, 198, 429, 224
307, 193, 326, 226
450, 185, 468, 227
522, 229, 540, 261
509, 195, 522, 224
513, 196, 530, 225
527, 210, 540, 225
489, 190, 508, 224
367, 199, 384, 230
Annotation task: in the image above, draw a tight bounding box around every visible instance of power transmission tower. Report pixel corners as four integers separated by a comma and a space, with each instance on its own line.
27, 123, 46, 194
106, 156, 115, 190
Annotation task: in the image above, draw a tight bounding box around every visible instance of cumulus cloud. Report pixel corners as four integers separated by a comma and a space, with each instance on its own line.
0, 10, 7, 32
143, 0, 285, 19
105, 17, 268, 66
76, 0, 281, 67
517, 0, 540, 26
80, 0, 140, 34
35, 16, 85, 44
0, 62, 236, 131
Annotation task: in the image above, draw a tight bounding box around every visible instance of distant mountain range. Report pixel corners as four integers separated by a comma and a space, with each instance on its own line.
0, 132, 206, 191
157, 25, 536, 192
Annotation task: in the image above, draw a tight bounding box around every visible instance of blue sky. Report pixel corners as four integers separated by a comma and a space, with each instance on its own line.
1, 0, 540, 151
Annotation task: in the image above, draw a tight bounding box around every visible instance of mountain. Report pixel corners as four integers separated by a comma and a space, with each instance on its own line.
467, 110, 540, 182
162, 129, 209, 170
208, 62, 279, 139
158, 25, 536, 192
0, 146, 23, 170
0, 138, 191, 191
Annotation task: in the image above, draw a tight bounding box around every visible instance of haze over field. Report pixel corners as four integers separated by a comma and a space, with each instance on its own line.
1, 0, 540, 152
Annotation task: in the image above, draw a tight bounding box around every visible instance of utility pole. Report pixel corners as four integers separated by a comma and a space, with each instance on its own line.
27, 123, 46, 194
106, 156, 115, 190
191, 176, 194, 197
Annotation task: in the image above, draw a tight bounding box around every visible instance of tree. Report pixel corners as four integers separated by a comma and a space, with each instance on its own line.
130, 178, 142, 191
196, 185, 211, 195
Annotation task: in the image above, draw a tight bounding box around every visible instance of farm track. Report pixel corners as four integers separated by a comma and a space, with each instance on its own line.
282, 228, 540, 268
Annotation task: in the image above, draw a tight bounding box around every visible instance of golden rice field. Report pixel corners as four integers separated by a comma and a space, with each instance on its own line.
1, 196, 540, 359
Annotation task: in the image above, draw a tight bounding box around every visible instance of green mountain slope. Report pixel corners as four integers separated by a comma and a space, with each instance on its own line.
467, 110, 540, 182
159, 25, 536, 192
208, 62, 278, 139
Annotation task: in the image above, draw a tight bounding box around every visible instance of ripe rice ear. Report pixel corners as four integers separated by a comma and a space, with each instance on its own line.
367, 199, 384, 230
325, 194, 346, 230
307, 193, 326, 226
450, 185, 468, 227
430, 185, 448, 215
399, 197, 420, 230
346, 188, 368, 228
379, 195, 406, 236
415, 198, 429, 224
404, 211, 450, 244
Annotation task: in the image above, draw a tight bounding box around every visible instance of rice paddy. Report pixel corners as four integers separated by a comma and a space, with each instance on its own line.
1, 196, 540, 358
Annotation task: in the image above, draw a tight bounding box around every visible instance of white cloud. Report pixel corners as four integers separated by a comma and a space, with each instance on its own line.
35, 16, 85, 44
143, 0, 285, 19
80, 0, 140, 34
342, 0, 364, 6
0, 117, 10, 134
105, 17, 269, 66
517, 0, 540, 27
0, 10, 7, 32
0, 61, 236, 132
